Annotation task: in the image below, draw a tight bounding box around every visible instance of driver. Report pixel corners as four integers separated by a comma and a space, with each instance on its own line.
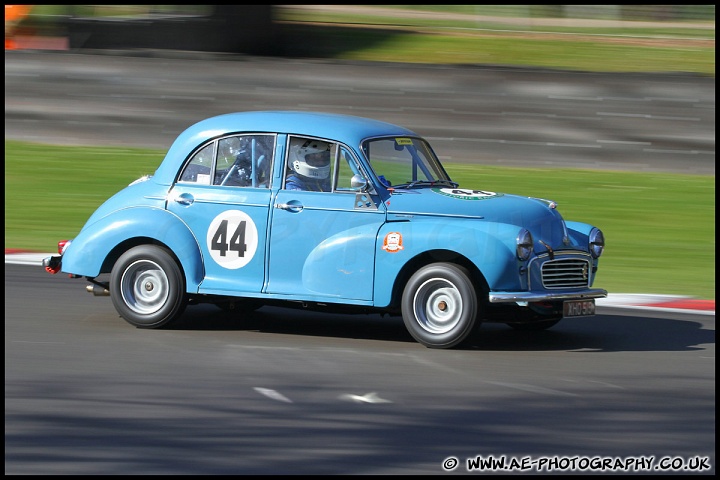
230, 136, 271, 187
285, 138, 331, 191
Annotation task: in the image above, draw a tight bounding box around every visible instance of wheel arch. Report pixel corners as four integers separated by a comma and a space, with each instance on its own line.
60, 208, 206, 291
388, 249, 490, 312
100, 236, 204, 292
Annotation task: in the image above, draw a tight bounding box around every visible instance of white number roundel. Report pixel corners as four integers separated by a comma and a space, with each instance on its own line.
206, 210, 258, 269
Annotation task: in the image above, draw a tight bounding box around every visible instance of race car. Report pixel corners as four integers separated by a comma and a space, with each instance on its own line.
44, 111, 606, 348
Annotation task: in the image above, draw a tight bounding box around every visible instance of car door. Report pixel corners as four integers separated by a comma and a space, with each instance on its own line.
266, 139, 385, 302
167, 134, 275, 295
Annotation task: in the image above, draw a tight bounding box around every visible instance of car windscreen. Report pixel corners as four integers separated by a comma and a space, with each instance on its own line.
362, 137, 456, 189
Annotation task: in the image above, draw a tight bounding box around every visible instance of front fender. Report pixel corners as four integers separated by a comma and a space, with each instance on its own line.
61, 207, 204, 289
565, 220, 595, 244
373, 219, 519, 306
565, 220, 602, 272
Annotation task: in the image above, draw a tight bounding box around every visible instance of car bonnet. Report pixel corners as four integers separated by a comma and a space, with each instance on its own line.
383, 187, 570, 250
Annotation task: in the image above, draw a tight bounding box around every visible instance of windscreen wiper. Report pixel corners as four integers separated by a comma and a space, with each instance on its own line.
395, 179, 459, 189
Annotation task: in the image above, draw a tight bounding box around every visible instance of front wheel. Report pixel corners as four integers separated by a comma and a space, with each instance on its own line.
110, 245, 187, 328
401, 263, 477, 348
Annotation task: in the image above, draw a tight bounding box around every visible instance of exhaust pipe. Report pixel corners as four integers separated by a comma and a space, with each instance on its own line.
86, 284, 110, 296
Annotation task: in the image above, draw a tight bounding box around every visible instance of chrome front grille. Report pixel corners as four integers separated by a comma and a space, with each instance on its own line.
541, 258, 591, 288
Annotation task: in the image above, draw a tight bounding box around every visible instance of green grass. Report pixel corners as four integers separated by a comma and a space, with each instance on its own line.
338, 34, 713, 74
275, 24, 714, 75
275, 6, 715, 76
4, 141, 165, 247
5, 141, 715, 300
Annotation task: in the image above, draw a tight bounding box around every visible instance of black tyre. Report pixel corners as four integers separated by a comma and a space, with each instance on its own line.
110, 245, 187, 328
507, 318, 561, 331
401, 263, 477, 348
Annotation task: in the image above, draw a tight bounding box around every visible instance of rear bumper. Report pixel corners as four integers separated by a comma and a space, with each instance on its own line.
42, 255, 62, 274
489, 288, 607, 304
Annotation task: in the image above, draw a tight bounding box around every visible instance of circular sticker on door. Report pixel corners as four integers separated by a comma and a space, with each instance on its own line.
432, 187, 502, 200
206, 210, 258, 269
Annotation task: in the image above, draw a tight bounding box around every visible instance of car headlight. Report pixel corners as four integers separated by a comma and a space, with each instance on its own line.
589, 228, 605, 258
516, 228, 533, 261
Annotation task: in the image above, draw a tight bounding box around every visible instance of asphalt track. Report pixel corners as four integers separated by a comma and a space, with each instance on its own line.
4, 49, 715, 475
4, 262, 716, 475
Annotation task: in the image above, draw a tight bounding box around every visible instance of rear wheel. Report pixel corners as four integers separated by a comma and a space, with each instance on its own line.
401, 263, 477, 348
110, 245, 187, 328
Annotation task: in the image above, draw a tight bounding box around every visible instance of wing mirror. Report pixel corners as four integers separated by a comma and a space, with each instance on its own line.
350, 174, 368, 191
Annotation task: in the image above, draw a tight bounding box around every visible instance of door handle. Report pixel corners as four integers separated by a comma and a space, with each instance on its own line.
174, 192, 194, 205
274, 202, 303, 213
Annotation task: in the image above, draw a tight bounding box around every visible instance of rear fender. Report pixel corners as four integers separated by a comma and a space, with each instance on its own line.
61, 207, 204, 289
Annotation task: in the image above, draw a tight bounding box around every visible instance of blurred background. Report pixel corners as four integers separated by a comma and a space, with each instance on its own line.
5, 5, 715, 300
5, 5, 716, 69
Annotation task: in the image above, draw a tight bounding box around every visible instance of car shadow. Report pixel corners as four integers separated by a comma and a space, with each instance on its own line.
460, 314, 714, 353
170, 304, 415, 343
168, 304, 714, 353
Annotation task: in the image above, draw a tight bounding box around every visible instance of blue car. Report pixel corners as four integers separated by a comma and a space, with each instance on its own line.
43, 111, 606, 348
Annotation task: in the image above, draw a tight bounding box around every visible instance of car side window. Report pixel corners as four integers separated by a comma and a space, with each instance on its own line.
177, 134, 275, 188
335, 146, 365, 192
178, 143, 215, 185
284, 136, 335, 192
214, 135, 274, 188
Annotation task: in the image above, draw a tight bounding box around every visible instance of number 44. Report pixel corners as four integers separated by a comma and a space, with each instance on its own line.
210, 219, 247, 257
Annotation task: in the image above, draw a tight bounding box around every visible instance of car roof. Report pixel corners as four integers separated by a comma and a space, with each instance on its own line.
154, 111, 418, 183
173, 110, 417, 158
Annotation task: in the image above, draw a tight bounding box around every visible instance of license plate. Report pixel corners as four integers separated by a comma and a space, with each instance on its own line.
563, 299, 596, 317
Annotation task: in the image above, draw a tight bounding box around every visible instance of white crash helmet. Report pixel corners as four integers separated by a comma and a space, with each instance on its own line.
289, 138, 331, 179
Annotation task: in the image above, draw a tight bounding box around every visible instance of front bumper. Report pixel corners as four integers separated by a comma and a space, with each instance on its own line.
488, 288, 607, 304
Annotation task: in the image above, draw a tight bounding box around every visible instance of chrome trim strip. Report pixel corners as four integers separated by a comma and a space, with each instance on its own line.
386, 211, 484, 220
489, 288, 608, 303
